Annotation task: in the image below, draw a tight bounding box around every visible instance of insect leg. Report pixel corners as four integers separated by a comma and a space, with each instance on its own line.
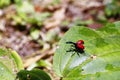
77, 52, 80, 57
71, 52, 75, 56
66, 48, 76, 52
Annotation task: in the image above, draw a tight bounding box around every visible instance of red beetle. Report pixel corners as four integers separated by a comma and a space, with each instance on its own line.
66, 40, 85, 56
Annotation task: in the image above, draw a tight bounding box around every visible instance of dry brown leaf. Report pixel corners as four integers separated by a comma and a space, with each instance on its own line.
74, 0, 102, 8
44, 8, 65, 29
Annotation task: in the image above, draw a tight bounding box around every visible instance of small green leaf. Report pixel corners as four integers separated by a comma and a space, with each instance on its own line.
10, 50, 24, 70
17, 69, 51, 80
30, 29, 40, 40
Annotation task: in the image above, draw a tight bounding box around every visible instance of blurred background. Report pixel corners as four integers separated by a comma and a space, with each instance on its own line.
0, 0, 120, 79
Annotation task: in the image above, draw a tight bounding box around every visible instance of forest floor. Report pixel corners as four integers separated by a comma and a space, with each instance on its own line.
0, 0, 120, 79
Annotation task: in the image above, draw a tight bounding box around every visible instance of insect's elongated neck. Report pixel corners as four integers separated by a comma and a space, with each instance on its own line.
66, 41, 76, 45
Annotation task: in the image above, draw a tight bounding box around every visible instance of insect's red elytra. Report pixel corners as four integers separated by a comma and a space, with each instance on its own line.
76, 40, 85, 50
76, 44, 84, 50
76, 40, 84, 45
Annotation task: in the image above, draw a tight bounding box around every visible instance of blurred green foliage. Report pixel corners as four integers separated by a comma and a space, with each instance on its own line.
30, 28, 40, 40
50, 0, 60, 5
0, 0, 51, 26
13, 1, 51, 26
105, 0, 120, 17
0, 0, 10, 8
74, 19, 94, 26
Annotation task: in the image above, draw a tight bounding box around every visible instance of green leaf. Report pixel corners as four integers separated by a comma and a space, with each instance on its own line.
16, 69, 51, 80
0, 48, 23, 80
30, 29, 40, 40
53, 21, 120, 79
